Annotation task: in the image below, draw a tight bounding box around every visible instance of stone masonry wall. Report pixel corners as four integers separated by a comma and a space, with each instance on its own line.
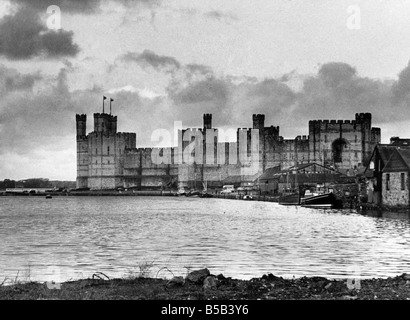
382, 172, 409, 207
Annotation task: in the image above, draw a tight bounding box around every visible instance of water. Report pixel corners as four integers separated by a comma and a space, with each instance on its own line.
1, 196, 410, 283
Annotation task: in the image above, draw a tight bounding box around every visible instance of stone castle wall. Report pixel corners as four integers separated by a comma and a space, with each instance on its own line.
76, 112, 381, 190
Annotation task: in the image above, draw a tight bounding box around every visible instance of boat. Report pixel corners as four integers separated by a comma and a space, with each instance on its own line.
300, 185, 342, 208
300, 192, 337, 208
278, 162, 301, 205
199, 191, 213, 198
186, 190, 200, 197
243, 195, 253, 200
198, 181, 213, 198
278, 189, 300, 205
45, 194, 52, 199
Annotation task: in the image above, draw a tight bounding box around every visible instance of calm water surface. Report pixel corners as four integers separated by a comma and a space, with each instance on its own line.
1, 196, 410, 282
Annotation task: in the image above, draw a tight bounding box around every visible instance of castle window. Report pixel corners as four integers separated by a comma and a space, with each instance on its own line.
401, 173, 406, 190
108, 160, 110, 165
107, 146, 110, 155
96, 160, 97, 165
386, 173, 390, 191
355, 151, 358, 158
96, 148, 98, 154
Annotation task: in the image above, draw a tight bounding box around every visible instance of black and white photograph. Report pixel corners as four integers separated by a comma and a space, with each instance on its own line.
1, 0, 410, 309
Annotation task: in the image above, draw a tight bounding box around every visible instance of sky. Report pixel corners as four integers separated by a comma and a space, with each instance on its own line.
1, 0, 410, 180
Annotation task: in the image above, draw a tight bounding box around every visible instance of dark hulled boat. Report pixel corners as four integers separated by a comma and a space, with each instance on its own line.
300, 192, 341, 208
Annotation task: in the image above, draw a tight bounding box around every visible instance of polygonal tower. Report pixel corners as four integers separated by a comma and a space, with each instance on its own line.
76, 114, 89, 189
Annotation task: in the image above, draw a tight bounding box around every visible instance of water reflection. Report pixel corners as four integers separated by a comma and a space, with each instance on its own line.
0, 196, 410, 282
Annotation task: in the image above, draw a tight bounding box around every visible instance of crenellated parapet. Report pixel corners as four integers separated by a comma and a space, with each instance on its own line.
203, 113, 212, 129
252, 114, 265, 130
93, 113, 118, 134
76, 114, 87, 137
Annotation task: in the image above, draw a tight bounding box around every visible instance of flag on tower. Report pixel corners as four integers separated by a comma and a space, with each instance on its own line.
103, 96, 107, 113
110, 98, 114, 114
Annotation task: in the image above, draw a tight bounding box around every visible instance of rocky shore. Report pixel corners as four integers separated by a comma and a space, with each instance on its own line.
1, 268, 410, 300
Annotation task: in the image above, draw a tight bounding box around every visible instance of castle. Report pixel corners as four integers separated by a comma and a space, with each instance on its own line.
76, 112, 381, 190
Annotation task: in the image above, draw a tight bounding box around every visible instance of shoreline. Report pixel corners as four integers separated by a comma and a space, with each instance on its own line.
1, 270, 410, 300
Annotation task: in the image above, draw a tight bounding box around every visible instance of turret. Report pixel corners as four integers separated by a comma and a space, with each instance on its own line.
252, 114, 265, 130
76, 114, 87, 136
93, 113, 117, 134
203, 113, 212, 129
355, 113, 372, 125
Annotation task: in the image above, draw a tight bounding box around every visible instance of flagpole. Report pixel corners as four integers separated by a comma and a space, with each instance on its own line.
110, 98, 112, 115
103, 96, 105, 113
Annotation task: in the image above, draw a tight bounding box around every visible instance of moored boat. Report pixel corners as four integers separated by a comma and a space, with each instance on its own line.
300, 185, 342, 208
278, 189, 300, 205
300, 192, 338, 208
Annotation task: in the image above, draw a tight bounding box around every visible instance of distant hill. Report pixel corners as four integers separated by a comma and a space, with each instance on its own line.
0, 178, 76, 189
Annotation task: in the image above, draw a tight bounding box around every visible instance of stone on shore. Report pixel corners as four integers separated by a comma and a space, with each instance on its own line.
203, 276, 218, 290
167, 276, 185, 287
186, 268, 210, 284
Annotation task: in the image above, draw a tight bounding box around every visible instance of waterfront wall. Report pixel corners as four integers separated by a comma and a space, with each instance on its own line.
76, 112, 381, 190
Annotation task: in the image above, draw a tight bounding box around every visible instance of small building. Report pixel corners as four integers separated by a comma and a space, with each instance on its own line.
365, 144, 410, 208
256, 163, 344, 195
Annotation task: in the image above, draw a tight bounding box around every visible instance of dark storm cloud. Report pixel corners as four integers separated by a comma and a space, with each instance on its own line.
0, 66, 98, 154
392, 61, 410, 104
0, 7, 79, 59
170, 77, 229, 105
121, 50, 181, 72
295, 62, 397, 125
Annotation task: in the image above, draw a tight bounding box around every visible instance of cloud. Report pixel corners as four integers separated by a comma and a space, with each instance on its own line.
0, 7, 79, 59
170, 77, 229, 105
392, 60, 410, 104
120, 50, 181, 72
0, 65, 42, 95
203, 10, 237, 21
293, 62, 400, 125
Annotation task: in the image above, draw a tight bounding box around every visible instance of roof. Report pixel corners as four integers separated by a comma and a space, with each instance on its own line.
365, 144, 410, 175
257, 162, 342, 181
383, 148, 410, 172
258, 166, 281, 180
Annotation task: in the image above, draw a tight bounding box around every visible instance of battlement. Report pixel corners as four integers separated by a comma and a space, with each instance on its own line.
93, 113, 117, 120
76, 114, 87, 136
203, 113, 212, 129
93, 112, 117, 134
295, 135, 308, 141
116, 132, 136, 138
253, 114, 265, 130
355, 112, 372, 123
309, 119, 358, 126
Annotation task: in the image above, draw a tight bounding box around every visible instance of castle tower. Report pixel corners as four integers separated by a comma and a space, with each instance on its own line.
93, 113, 117, 134
253, 114, 265, 130
76, 114, 89, 189
355, 112, 375, 166
203, 114, 212, 129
